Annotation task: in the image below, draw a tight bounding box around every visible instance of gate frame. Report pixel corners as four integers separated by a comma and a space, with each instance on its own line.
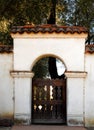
32, 78, 67, 124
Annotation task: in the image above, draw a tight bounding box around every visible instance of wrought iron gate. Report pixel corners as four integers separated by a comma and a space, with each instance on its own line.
32, 78, 66, 124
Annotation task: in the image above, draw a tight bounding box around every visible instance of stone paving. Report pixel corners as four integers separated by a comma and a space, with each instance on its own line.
0, 126, 94, 130
0, 127, 11, 130
11, 125, 87, 130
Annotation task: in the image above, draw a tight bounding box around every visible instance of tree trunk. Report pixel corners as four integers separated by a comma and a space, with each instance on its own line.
47, 0, 59, 79
48, 57, 58, 79
47, 0, 56, 24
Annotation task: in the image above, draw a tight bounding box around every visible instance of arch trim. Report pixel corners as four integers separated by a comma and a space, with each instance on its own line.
30, 54, 67, 72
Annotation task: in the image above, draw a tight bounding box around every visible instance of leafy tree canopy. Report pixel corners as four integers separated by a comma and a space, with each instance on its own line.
0, 0, 94, 45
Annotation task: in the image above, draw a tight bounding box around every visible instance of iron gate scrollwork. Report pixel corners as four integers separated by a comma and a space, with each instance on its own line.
32, 78, 66, 124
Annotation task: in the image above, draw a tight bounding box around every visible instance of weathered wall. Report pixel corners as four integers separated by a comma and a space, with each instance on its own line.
85, 53, 94, 127
0, 53, 13, 120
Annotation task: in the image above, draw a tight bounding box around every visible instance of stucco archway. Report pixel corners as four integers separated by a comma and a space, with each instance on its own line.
31, 54, 67, 124
10, 24, 87, 126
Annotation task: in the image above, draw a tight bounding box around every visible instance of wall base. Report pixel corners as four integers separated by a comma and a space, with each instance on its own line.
14, 114, 31, 125
67, 115, 84, 126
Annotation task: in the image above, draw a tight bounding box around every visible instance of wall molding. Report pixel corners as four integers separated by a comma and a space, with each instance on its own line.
65, 71, 87, 78
10, 71, 34, 78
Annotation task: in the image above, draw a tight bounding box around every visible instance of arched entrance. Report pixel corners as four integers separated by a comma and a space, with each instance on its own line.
31, 56, 67, 124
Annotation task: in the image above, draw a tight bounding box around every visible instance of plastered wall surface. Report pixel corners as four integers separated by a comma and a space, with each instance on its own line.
0, 53, 13, 119
12, 33, 86, 125
2, 32, 94, 126
85, 54, 94, 127
14, 37, 85, 71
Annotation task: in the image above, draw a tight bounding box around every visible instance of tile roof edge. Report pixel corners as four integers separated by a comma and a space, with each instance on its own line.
0, 45, 13, 53
11, 24, 88, 34
85, 44, 94, 54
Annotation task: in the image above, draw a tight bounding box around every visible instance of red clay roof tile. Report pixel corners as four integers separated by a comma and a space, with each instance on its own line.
0, 45, 13, 53
11, 24, 88, 34
85, 44, 94, 53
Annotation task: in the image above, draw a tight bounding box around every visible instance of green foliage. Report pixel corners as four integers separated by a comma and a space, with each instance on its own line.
0, 18, 12, 45
0, 31, 12, 45
62, 0, 94, 32
0, 0, 94, 44
0, 0, 52, 44
32, 57, 50, 79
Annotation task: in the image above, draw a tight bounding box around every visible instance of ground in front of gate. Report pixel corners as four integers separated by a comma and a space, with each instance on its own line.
1, 125, 94, 130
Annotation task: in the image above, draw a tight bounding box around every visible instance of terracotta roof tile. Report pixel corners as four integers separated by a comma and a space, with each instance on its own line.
11, 24, 88, 34
0, 45, 13, 53
85, 44, 94, 53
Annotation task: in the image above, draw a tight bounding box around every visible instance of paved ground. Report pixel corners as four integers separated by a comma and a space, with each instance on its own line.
11, 125, 87, 130
0, 126, 94, 130
0, 127, 11, 130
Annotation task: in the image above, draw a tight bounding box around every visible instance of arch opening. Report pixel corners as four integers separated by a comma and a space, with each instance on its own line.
32, 55, 67, 79
31, 55, 67, 124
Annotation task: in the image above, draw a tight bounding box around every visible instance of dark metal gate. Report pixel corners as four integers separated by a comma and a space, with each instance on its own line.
32, 78, 66, 124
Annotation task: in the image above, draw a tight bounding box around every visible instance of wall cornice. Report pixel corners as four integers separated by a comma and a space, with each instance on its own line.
11, 32, 87, 39
65, 71, 87, 78
10, 71, 34, 78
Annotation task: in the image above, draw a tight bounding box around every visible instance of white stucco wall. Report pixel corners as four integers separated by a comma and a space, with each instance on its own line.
4, 41, 94, 127
11, 32, 87, 125
0, 53, 13, 119
67, 78, 84, 126
13, 36, 85, 71
85, 53, 94, 127
2, 31, 94, 127
14, 76, 32, 124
